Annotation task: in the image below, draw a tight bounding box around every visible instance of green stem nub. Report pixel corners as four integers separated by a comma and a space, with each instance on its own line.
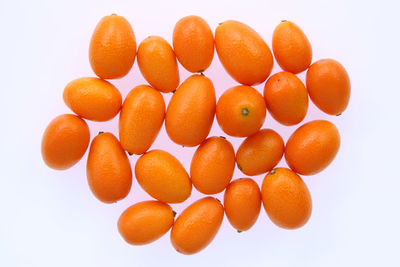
281, 20, 287, 22
241, 108, 249, 116
238, 164, 242, 171
270, 169, 277, 175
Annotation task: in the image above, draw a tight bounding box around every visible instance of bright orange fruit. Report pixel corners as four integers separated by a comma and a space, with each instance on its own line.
173, 15, 214, 73
41, 114, 90, 170
118, 201, 174, 245
171, 197, 224, 255
89, 14, 136, 79
285, 120, 340, 175
261, 168, 312, 229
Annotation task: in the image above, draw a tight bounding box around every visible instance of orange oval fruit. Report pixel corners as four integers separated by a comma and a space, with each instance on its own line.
137, 36, 179, 93
171, 197, 224, 255
263, 71, 308, 126
119, 85, 165, 155
89, 14, 136, 79
41, 114, 90, 170
261, 168, 312, 229
236, 129, 284, 176
173, 15, 214, 73
165, 75, 216, 147
224, 178, 261, 232
135, 150, 191, 203
272, 20, 312, 74
86, 132, 132, 203
118, 201, 174, 245
216, 85, 266, 137
190, 136, 235, 194
215, 20, 273, 85
63, 77, 122, 122
285, 120, 340, 175
306, 59, 351, 115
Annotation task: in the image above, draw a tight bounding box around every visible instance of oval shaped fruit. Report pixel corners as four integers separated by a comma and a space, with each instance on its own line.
224, 178, 261, 232
135, 150, 191, 203
41, 114, 90, 170
272, 20, 312, 74
261, 168, 312, 229
285, 120, 340, 175
215, 20, 273, 85
86, 132, 132, 203
264, 71, 308, 126
306, 59, 351, 115
166, 75, 216, 147
236, 129, 284, 176
216, 85, 266, 137
173, 15, 214, 73
171, 197, 224, 255
190, 136, 235, 194
118, 201, 174, 245
63, 77, 122, 122
119, 85, 165, 155
89, 14, 136, 79
137, 36, 179, 93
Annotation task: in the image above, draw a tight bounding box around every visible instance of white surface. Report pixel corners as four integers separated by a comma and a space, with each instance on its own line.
1, 0, 399, 266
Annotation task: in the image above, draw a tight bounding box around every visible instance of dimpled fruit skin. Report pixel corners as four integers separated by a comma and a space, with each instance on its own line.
224, 178, 261, 231
264, 71, 309, 126
166, 75, 216, 147
285, 120, 340, 175
118, 201, 174, 245
137, 36, 179, 93
306, 59, 351, 115
41, 114, 90, 170
89, 15, 136, 79
86, 133, 132, 203
272, 20, 312, 74
190, 137, 235, 194
236, 129, 284, 176
135, 150, 192, 203
261, 168, 312, 229
215, 20, 273, 86
63, 77, 122, 122
171, 197, 224, 255
173, 15, 214, 73
119, 85, 165, 155
216, 85, 266, 137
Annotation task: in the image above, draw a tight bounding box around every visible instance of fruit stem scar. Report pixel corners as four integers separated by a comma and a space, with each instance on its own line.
336, 113, 342, 116
218, 22, 223, 25
128, 152, 133, 156
237, 230, 243, 233
111, 13, 117, 16
241, 108, 249, 116
172, 210, 177, 217
270, 169, 277, 175
172, 90, 176, 94
238, 164, 242, 171
219, 136, 226, 139
98, 131, 104, 135
281, 20, 287, 22
215, 198, 221, 203
200, 72, 205, 76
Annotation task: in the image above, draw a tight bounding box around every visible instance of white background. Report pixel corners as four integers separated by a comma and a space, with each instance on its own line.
1, 0, 400, 266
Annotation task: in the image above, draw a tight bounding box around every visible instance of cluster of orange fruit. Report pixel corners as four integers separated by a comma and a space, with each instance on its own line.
41, 14, 350, 255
